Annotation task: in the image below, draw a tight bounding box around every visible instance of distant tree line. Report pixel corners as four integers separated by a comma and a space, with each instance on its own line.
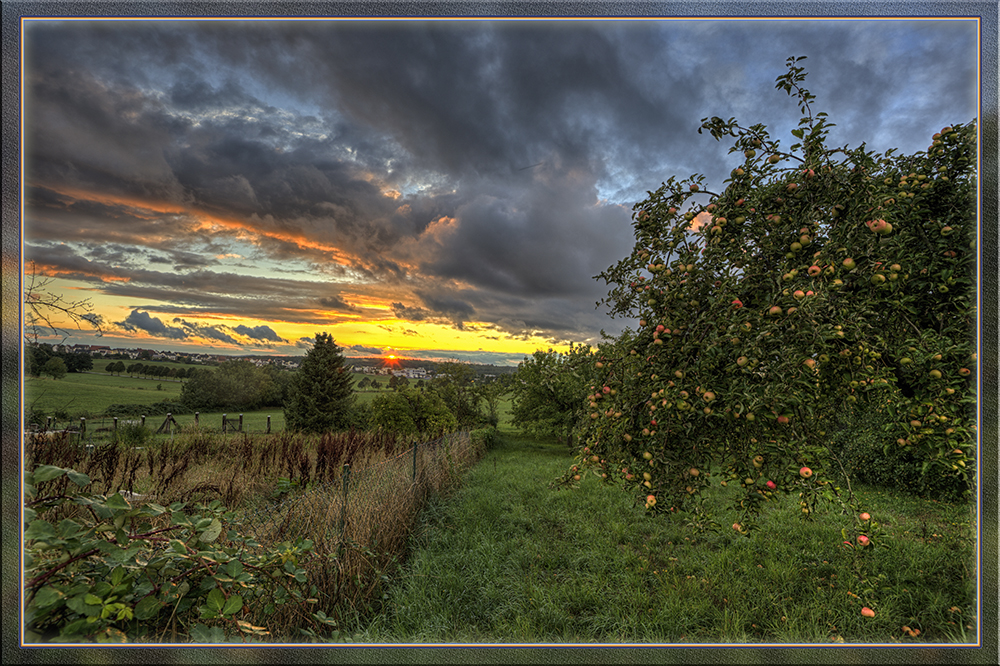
25, 343, 93, 379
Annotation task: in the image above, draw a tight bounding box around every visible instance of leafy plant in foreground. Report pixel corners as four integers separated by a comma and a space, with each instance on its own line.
23, 464, 342, 643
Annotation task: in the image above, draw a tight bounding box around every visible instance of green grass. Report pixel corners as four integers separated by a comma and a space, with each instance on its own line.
24, 372, 184, 417
354, 430, 977, 645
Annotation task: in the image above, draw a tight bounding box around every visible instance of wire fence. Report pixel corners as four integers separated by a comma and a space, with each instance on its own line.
228, 430, 473, 549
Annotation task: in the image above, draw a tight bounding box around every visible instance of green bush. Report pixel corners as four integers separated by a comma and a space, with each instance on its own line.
470, 426, 501, 451
114, 422, 151, 448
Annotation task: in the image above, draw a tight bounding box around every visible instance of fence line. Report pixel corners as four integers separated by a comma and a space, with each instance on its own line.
25, 411, 280, 441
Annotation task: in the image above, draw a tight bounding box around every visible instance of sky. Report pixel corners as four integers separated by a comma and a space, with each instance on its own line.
20, 17, 981, 366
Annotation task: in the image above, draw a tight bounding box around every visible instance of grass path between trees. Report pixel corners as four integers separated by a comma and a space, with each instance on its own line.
353, 430, 977, 647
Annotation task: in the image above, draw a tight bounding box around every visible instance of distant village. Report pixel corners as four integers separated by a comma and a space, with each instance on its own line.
47, 343, 512, 380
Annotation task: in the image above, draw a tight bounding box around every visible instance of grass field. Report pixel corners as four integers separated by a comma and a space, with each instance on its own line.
355, 429, 978, 645
24, 372, 184, 418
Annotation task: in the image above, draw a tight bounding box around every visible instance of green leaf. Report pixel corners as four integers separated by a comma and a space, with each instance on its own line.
66, 469, 90, 487
134, 596, 163, 621
170, 539, 187, 554
105, 493, 130, 510
57, 518, 84, 539
24, 519, 56, 542
199, 518, 222, 544
190, 623, 227, 643
222, 594, 243, 616
226, 560, 244, 578
32, 465, 67, 484
206, 587, 225, 612
32, 586, 65, 610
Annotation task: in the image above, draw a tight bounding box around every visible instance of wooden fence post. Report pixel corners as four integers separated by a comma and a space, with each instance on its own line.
266, 416, 271, 434
239, 414, 243, 432
113, 417, 118, 431
195, 412, 199, 427
79, 417, 86, 445
166, 413, 172, 436
141, 415, 146, 428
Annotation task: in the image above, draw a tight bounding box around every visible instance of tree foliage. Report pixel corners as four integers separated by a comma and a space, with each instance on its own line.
510, 345, 596, 446
566, 57, 977, 531
283, 333, 355, 434
368, 388, 458, 436
180, 360, 290, 412
25, 344, 92, 376
429, 361, 485, 427
41, 357, 68, 380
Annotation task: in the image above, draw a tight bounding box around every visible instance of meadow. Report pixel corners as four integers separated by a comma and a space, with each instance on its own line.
356, 429, 979, 645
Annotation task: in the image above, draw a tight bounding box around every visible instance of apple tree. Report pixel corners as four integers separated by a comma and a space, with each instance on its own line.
564, 57, 977, 532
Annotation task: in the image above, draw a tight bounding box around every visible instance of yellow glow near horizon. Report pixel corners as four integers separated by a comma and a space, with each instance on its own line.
25, 276, 571, 361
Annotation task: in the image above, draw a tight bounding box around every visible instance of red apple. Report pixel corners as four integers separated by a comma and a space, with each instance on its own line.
857, 535, 870, 547
843, 257, 857, 270
860, 512, 871, 521
766, 480, 776, 490
799, 466, 813, 478
861, 607, 875, 618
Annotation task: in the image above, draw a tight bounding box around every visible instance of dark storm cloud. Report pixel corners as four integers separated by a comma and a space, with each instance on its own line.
318, 295, 357, 312
348, 344, 384, 356
116, 310, 188, 340
233, 324, 286, 343
174, 319, 241, 345
22, 19, 980, 349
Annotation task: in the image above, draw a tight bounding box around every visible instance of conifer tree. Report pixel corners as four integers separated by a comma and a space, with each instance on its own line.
284, 332, 355, 433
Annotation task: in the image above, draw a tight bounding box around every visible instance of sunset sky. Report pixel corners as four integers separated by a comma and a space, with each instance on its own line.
19, 16, 980, 365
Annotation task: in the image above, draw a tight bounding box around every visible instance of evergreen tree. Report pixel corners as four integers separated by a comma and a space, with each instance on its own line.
284, 333, 355, 433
